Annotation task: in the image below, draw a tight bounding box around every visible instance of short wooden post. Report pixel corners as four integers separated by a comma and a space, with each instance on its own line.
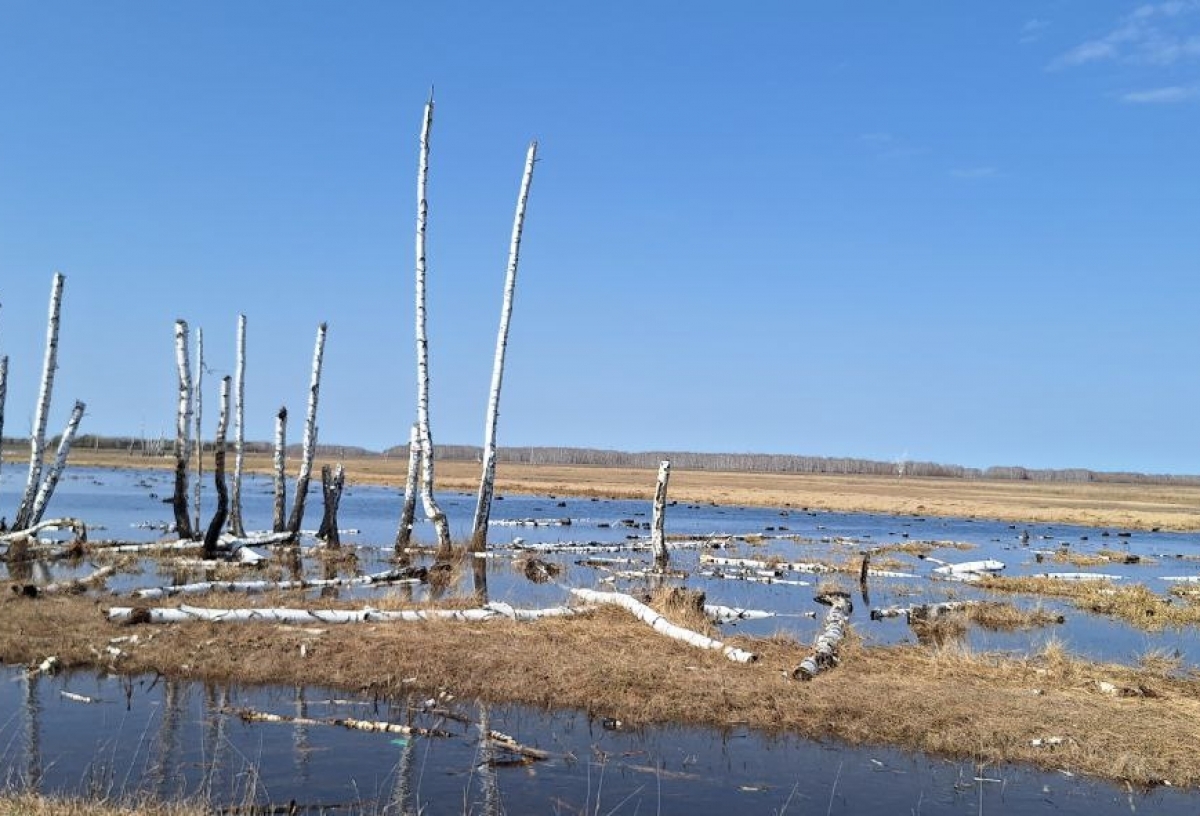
652, 460, 671, 571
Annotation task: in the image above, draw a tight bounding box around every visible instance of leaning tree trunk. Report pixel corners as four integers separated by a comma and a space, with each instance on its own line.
203, 377, 231, 559
393, 423, 420, 558
316, 463, 345, 548
171, 320, 194, 540
651, 459, 671, 570
228, 314, 247, 537
15, 273, 64, 530
412, 95, 452, 554
28, 399, 85, 528
0, 355, 8, 482
471, 140, 538, 553
192, 326, 204, 536
287, 322, 327, 537
272, 406, 288, 533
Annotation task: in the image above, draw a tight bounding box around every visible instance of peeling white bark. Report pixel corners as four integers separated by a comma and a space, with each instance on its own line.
272, 406, 287, 532
651, 460, 671, 570
16, 273, 64, 529
107, 602, 584, 624
569, 587, 757, 663
229, 314, 247, 537
288, 322, 326, 536
28, 399, 85, 526
471, 140, 538, 552
794, 593, 852, 680
171, 320, 194, 539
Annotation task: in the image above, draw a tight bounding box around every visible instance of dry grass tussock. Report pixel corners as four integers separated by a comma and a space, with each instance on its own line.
5, 589, 1200, 787
1036, 547, 1156, 568
981, 576, 1200, 630
0, 793, 205, 815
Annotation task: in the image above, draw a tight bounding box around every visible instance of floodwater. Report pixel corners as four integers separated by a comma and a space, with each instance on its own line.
3, 465, 1200, 811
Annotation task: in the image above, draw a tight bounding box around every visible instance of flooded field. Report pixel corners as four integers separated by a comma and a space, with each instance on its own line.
4, 465, 1200, 811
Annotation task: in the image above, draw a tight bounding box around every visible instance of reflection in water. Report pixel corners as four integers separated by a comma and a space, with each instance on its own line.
475, 702, 500, 816
293, 685, 311, 782
24, 671, 42, 790
472, 556, 489, 603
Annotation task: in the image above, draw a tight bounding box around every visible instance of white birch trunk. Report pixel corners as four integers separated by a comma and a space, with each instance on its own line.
471, 140, 538, 552
394, 423, 420, 555
569, 587, 757, 663
28, 399, 85, 526
202, 376, 230, 558
171, 320, 194, 539
0, 354, 8, 481
651, 459, 671, 570
412, 97, 452, 553
794, 593, 852, 680
235, 708, 449, 739
107, 602, 583, 624
0, 517, 88, 544
287, 322, 326, 536
316, 463, 345, 546
130, 567, 425, 599
272, 406, 287, 532
15, 273, 64, 529
229, 314, 247, 536
192, 326, 203, 535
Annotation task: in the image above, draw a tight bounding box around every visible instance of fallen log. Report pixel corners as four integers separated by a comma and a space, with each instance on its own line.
703, 604, 777, 624
129, 567, 427, 599
569, 587, 757, 663
699, 569, 811, 587
12, 565, 114, 598
793, 592, 852, 680
236, 707, 449, 738
107, 602, 585, 625
870, 601, 971, 623
700, 553, 835, 574
0, 517, 88, 545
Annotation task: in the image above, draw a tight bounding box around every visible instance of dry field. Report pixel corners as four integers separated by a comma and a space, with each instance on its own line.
63, 448, 1200, 532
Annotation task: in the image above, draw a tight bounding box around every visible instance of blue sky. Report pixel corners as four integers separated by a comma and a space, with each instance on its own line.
1, 1, 1197, 474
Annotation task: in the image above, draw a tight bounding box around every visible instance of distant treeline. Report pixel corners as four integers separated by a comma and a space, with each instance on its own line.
3, 435, 1197, 487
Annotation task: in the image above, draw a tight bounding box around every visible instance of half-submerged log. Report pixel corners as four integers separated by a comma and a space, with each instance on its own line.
13, 565, 114, 598
129, 567, 426, 599
15, 273, 64, 530
171, 320, 194, 540
202, 377, 231, 559
287, 323, 327, 538
236, 708, 449, 739
0, 518, 88, 546
471, 140, 538, 553
793, 592, 852, 680
569, 587, 757, 663
651, 460, 671, 571
107, 602, 583, 624
317, 463, 346, 547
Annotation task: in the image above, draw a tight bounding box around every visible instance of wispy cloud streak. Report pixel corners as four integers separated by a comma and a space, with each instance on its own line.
1051, 1, 1200, 68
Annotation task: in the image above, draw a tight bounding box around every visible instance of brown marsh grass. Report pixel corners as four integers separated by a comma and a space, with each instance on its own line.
980, 576, 1200, 630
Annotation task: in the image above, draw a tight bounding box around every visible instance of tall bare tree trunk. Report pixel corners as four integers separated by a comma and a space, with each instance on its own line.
652, 459, 671, 571
394, 423, 420, 558
471, 141, 538, 553
15, 273, 64, 530
287, 322, 327, 537
28, 399, 85, 527
229, 314, 247, 536
0, 355, 8, 484
317, 463, 345, 548
272, 406, 288, 533
203, 377, 230, 559
171, 320, 194, 539
192, 326, 204, 536
412, 96, 452, 554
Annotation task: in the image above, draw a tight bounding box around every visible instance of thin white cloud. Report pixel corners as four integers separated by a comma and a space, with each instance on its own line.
951, 166, 999, 180
1021, 18, 1051, 45
1121, 84, 1198, 102
1050, 1, 1200, 69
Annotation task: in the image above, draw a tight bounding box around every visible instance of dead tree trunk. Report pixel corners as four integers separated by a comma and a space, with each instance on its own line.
394, 424, 420, 558
652, 459, 671, 571
28, 399, 85, 527
171, 320, 194, 540
192, 326, 204, 536
0, 354, 8, 482
471, 140, 538, 553
272, 406, 288, 533
287, 322, 327, 537
413, 96, 452, 555
229, 314, 247, 537
203, 377, 230, 559
317, 463, 345, 548
15, 273, 64, 530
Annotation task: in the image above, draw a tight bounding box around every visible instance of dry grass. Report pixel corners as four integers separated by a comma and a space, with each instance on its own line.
965, 601, 1063, 631
1036, 548, 1157, 568
980, 576, 1200, 630
0, 793, 205, 815
5, 589, 1200, 787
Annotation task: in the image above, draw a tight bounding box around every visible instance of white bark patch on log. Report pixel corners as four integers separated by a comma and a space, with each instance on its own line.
107, 603, 585, 624
272, 406, 287, 532
651, 460, 671, 570
930, 559, 1005, 582
171, 320, 194, 539
412, 97, 451, 553
472, 140, 538, 553
569, 587, 757, 663
288, 323, 326, 536
236, 707, 449, 738
794, 594, 852, 680
703, 604, 777, 624
870, 601, 972, 622
28, 400, 85, 527
229, 314, 247, 537
16, 273, 64, 529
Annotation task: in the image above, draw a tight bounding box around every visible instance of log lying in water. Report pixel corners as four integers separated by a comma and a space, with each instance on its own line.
107, 602, 585, 625
793, 592, 852, 681
700, 553, 835, 574
12, 565, 115, 598
870, 601, 971, 622
703, 604, 777, 624
0, 517, 88, 545
570, 587, 757, 663
236, 707, 450, 738
129, 567, 427, 599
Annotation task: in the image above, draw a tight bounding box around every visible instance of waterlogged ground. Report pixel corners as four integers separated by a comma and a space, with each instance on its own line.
2, 666, 1198, 815
4, 466, 1200, 811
